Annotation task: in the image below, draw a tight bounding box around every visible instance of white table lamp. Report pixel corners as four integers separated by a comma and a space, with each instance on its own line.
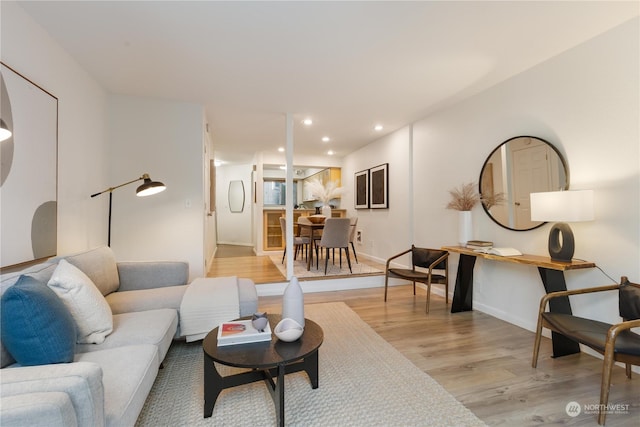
530, 190, 594, 262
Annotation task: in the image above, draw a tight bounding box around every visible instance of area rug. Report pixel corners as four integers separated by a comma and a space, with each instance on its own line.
268, 255, 383, 280
136, 302, 485, 426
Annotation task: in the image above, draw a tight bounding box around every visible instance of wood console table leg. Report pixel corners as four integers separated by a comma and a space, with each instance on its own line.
538, 267, 581, 357
451, 254, 476, 313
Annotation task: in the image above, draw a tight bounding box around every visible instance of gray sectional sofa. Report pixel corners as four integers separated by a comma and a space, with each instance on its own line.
0, 246, 258, 427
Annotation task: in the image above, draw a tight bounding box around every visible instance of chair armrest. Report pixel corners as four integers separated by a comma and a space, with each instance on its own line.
1, 362, 105, 427
608, 319, 640, 337
385, 248, 412, 270
117, 261, 189, 291
428, 252, 449, 271
538, 284, 620, 313
1, 392, 78, 427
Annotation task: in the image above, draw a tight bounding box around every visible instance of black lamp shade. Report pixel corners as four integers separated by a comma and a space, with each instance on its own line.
136, 175, 166, 197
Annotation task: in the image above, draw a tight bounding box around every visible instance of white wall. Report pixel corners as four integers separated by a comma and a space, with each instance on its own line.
344, 18, 639, 332
108, 95, 206, 279
1, 1, 109, 254
216, 163, 253, 246
342, 126, 413, 262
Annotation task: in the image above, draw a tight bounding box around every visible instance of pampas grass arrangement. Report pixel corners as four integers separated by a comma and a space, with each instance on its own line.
306, 179, 344, 204
446, 182, 480, 211
481, 191, 506, 210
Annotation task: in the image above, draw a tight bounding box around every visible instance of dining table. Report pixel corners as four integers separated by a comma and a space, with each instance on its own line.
296, 222, 325, 271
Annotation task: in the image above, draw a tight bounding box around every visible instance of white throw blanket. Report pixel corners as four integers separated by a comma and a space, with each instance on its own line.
179, 276, 240, 342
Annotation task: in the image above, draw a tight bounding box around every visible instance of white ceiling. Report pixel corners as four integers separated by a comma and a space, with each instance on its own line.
16, 1, 639, 164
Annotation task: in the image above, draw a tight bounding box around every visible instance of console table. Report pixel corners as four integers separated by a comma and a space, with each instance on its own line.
442, 245, 596, 358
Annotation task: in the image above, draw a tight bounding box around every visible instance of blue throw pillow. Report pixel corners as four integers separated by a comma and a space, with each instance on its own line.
1, 275, 76, 365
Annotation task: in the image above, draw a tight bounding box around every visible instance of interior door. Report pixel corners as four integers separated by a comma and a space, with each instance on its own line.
511, 139, 552, 229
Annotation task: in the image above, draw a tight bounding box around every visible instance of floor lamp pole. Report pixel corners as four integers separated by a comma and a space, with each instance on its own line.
91, 174, 166, 247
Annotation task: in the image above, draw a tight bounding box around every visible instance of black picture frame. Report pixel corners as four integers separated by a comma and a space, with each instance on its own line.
369, 163, 389, 209
354, 169, 369, 209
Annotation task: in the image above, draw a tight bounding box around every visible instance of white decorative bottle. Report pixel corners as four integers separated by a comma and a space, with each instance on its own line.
282, 276, 305, 327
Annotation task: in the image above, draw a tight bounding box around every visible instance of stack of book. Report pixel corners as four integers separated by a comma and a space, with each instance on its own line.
465, 240, 493, 250
217, 320, 272, 346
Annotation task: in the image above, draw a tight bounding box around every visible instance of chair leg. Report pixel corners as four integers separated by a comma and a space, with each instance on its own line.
384, 273, 390, 301
282, 247, 286, 264
345, 247, 352, 273
324, 248, 330, 274
413, 281, 416, 295
532, 317, 544, 368
445, 280, 449, 304
426, 282, 431, 313
626, 363, 632, 379
599, 348, 616, 425
350, 242, 358, 263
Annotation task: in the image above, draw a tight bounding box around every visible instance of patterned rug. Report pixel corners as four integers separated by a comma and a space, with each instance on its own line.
136, 302, 485, 426
269, 254, 383, 280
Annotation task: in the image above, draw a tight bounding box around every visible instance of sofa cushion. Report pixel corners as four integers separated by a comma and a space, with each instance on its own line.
75, 345, 158, 427
105, 285, 187, 315
1, 263, 58, 368
1, 275, 76, 366
75, 309, 178, 365
47, 260, 113, 344
55, 246, 120, 296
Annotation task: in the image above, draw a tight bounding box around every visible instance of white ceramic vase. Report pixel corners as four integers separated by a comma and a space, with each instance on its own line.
458, 210, 473, 246
321, 204, 332, 218
282, 276, 305, 327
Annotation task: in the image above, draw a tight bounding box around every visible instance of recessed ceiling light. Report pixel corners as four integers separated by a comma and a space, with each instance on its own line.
302, 118, 313, 126
374, 124, 383, 131
278, 147, 285, 152
279, 165, 287, 170
327, 150, 334, 156
322, 136, 330, 142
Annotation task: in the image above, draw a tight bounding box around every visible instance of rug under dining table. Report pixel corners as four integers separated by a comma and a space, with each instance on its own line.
136, 302, 485, 426
269, 254, 383, 279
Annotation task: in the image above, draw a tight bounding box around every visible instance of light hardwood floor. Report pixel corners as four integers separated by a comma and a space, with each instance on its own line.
210, 253, 639, 426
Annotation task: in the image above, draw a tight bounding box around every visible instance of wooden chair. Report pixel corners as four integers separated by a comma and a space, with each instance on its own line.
384, 245, 449, 313
532, 276, 640, 425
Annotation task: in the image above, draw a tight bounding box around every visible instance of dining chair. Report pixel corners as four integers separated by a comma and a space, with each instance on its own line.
279, 217, 310, 264
316, 218, 352, 274
532, 276, 640, 425
384, 245, 449, 313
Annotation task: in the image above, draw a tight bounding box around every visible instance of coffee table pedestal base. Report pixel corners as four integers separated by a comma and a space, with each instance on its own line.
204, 350, 319, 427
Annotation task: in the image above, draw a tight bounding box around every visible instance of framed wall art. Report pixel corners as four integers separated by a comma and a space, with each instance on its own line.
1, 63, 58, 267
369, 163, 389, 209
354, 169, 369, 209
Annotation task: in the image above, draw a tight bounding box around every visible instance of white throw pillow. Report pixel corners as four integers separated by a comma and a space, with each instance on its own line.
47, 259, 113, 344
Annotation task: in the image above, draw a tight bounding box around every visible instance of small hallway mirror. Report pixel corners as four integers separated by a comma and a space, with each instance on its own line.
228, 180, 245, 213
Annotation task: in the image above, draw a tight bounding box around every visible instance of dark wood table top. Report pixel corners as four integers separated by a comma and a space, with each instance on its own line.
202, 314, 323, 369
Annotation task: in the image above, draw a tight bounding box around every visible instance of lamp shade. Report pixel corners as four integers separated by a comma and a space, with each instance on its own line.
530, 190, 594, 222
136, 174, 166, 197
0, 119, 12, 142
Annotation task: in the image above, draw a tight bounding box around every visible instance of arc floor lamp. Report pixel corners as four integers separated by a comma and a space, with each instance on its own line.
90, 174, 166, 246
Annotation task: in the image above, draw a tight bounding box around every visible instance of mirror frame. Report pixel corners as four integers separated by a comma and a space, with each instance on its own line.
479, 135, 569, 231
228, 180, 245, 213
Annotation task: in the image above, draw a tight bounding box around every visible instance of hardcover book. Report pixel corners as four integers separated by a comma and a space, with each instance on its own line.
217, 319, 272, 346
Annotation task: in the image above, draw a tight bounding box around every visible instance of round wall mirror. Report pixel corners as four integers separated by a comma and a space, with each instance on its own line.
479, 136, 569, 231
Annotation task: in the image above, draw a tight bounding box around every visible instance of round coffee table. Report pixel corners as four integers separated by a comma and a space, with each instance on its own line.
202, 314, 323, 426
